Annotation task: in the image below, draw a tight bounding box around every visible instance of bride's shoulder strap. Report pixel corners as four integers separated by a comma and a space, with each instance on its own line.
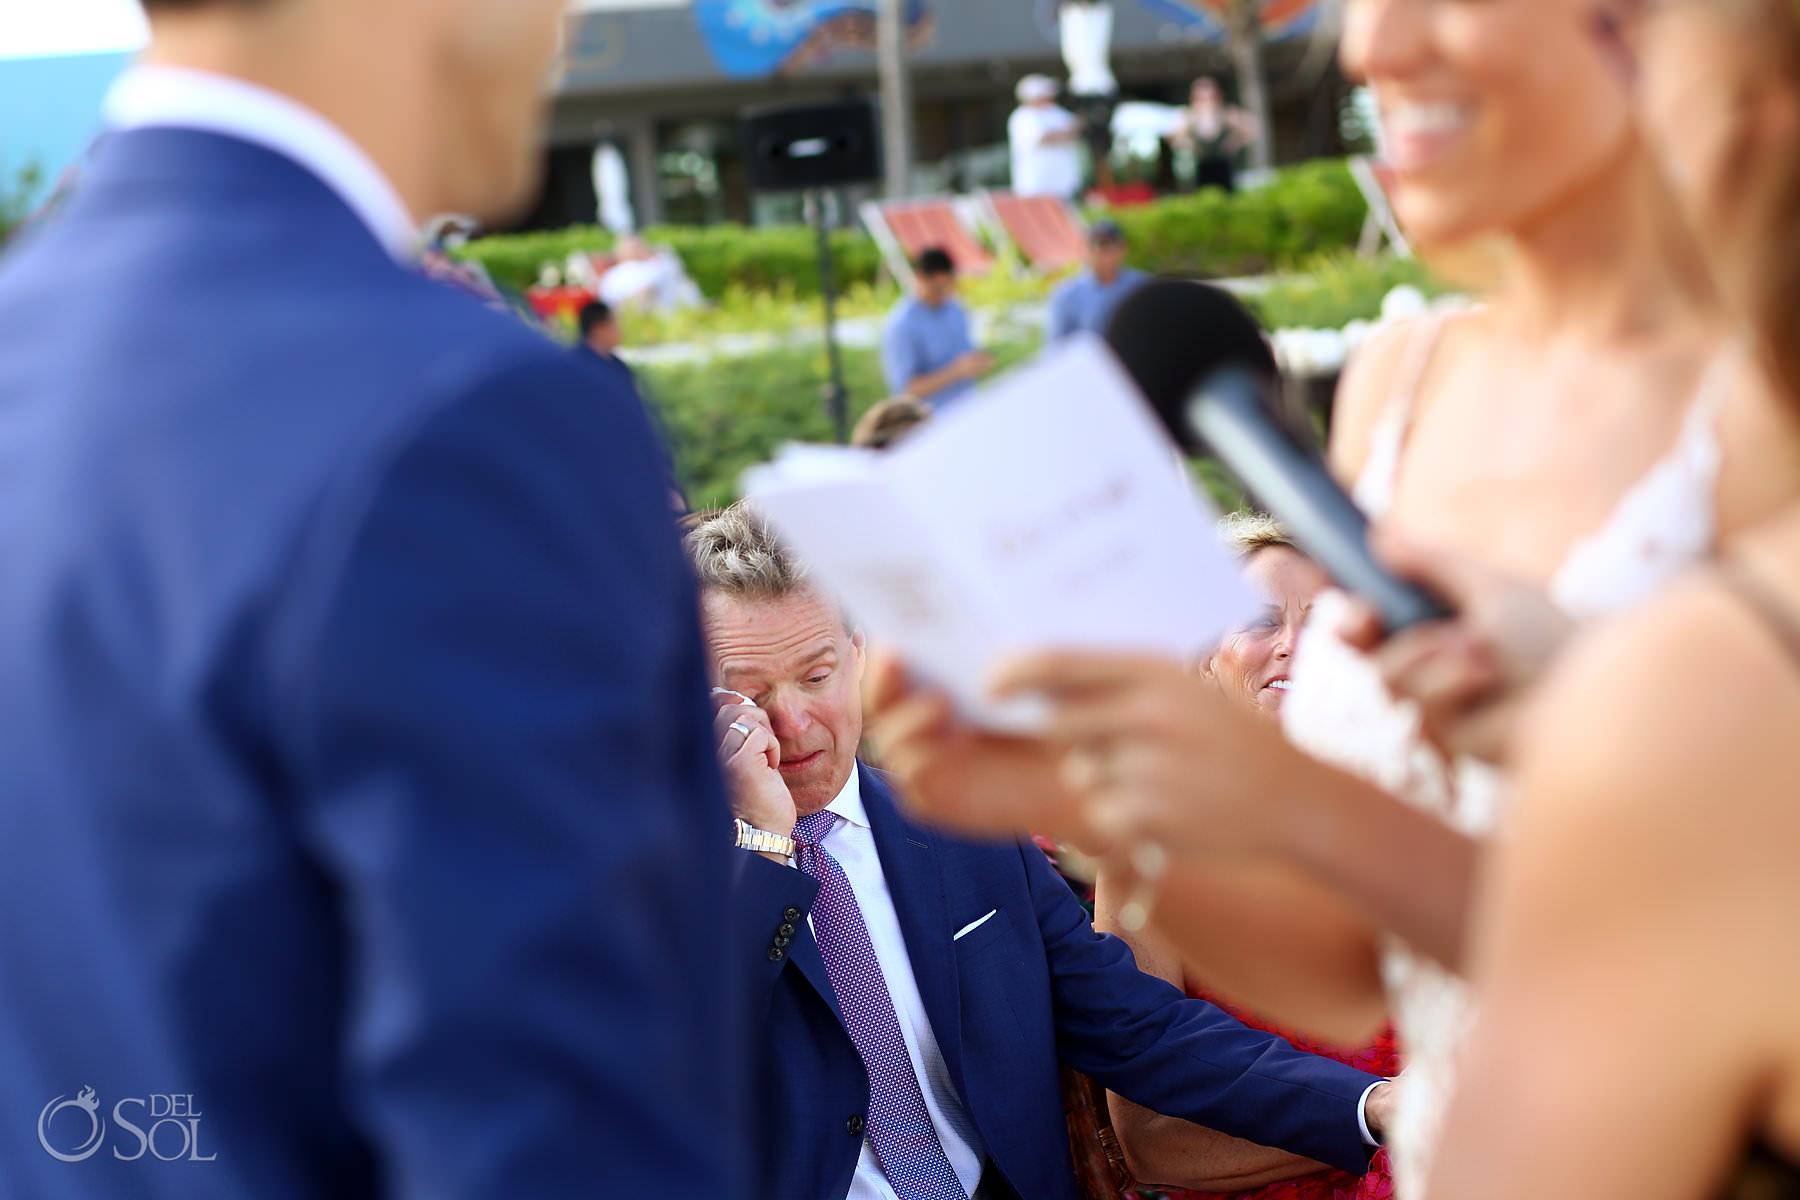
1334, 309, 1462, 511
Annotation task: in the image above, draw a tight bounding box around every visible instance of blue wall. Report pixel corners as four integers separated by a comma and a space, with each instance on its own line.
0, 51, 133, 206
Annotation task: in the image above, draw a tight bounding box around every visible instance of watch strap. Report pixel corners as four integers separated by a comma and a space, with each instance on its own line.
735, 818, 797, 858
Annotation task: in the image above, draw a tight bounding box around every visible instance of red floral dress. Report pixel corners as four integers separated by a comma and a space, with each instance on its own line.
1133, 990, 1399, 1200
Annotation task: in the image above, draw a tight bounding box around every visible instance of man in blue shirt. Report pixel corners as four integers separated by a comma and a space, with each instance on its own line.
882, 247, 993, 409
1046, 219, 1151, 344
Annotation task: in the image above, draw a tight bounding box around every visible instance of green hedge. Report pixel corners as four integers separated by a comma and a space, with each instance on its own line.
1106, 160, 1367, 280
464, 223, 884, 300
1243, 253, 1444, 331
642, 337, 1280, 514
643, 339, 1041, 511
462, 158, 1369, 297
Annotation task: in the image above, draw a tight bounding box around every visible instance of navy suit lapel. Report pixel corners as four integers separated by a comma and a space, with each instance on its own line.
861, 768, 969, 1104
788, 921, 845, 1026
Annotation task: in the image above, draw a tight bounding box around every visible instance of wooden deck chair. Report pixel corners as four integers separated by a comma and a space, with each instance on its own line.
859, 196, 995, 290
978, 190, 1089, 274
1350, 156, 1412, 258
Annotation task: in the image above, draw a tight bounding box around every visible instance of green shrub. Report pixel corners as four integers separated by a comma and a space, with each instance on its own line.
463, 157, 1372, 297
463, 223, 884, 298
1106, 159, 1366, 279
1245, 252, 1445, 331
640, 333, 1282, 514
642, 339, 1040, 511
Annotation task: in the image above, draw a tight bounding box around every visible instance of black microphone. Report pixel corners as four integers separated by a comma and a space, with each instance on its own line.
1105, 280, 1450, 633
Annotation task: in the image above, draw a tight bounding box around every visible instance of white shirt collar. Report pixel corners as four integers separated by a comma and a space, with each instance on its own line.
104, 65, 419, 261
823, 762, 867, 830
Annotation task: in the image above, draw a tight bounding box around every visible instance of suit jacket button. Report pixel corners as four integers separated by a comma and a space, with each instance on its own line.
773, 935, 791, 949
767, 946, 785, 962
847, 1115, 866, 1137
783, 906, 802, 922
778, 922, 797, 937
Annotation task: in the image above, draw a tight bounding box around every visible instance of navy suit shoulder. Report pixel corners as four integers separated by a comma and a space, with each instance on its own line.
0, 128, 742, 1200
741, 770, 1374, 1200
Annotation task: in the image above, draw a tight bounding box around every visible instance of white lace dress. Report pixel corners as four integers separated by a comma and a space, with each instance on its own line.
1281, 317, 1735, 1197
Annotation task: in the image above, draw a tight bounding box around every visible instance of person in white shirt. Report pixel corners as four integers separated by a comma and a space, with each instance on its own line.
597, 234, 703, 313
1008, 76, 1085, 200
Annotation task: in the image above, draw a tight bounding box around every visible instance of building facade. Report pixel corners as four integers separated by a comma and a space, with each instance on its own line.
531, 0, 1357, 231
0, 1, 1359, 234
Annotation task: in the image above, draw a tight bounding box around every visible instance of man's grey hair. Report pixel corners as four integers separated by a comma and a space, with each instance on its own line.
684, 502, 810, 600
1219, 511, 1295, 559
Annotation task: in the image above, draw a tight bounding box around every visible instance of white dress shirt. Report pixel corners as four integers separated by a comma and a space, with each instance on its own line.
104, 65, 419, 261
1008, 104, 1084, 199
812, 765, 985, 1200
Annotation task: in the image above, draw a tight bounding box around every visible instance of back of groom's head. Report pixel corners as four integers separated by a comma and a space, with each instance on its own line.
135, 0, 568, 226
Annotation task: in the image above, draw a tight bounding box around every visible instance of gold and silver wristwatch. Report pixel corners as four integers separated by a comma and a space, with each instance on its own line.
734, 818, 797, 858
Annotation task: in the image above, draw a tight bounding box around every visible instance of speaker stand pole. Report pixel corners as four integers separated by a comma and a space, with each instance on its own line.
809, 188, 852, 444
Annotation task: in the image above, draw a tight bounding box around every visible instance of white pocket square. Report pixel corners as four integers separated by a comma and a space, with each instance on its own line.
953, 910, 998, 941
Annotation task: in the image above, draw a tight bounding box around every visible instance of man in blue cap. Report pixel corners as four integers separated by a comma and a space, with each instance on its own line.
1046, 219, 1150, 344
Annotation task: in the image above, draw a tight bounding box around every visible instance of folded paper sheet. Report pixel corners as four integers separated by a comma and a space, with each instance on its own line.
743, 336, 1258, 730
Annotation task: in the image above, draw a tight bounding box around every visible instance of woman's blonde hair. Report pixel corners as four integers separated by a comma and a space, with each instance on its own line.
1219, 511, 1295, 559
1717, 0, 1800, 404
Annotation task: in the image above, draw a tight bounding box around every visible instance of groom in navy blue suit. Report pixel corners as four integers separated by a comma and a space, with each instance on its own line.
0, 2, 742, 1198
687, 507, 1392, 1200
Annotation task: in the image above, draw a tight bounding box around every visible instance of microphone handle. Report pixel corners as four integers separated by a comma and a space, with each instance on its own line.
1189, 369, 1451, 633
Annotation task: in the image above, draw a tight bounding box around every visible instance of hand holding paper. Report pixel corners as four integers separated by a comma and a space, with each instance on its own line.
743, 336, 1258, 732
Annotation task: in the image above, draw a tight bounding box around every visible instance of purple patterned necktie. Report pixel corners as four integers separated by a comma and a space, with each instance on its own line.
794, 810, 967, 1200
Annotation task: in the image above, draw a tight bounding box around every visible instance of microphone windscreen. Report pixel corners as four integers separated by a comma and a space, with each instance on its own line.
1104, 280, 1278, 454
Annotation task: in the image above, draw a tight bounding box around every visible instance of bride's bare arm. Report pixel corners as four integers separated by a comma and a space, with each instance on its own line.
1268, 749, 1482, 980
1429, 581, 1800, 1200
987, 653, 1483, 1035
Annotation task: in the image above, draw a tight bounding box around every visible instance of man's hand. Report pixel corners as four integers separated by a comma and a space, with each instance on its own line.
1340, 529, 1575, 765
955, 350, 996, 381
1362, 1078, 1401, 1145
712, 696, 795, 860
987, 652, 1301, 861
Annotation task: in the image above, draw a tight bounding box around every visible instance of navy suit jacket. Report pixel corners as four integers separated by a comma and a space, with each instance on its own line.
0, 129, 744, 1199
738, 769, 1379, 1200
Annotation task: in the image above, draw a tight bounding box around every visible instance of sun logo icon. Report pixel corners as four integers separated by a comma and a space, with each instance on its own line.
38, 1086, 106, 1163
